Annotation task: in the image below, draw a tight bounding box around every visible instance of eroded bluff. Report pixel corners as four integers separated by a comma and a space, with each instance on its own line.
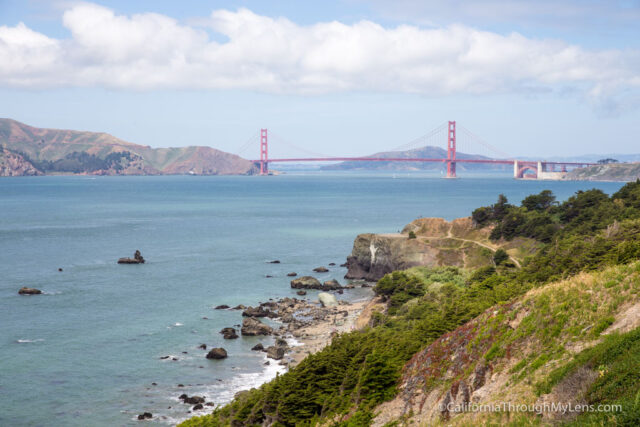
345, 217, 493, 281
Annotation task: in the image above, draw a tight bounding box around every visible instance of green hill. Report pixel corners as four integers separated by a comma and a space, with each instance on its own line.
0, 118, 257, 176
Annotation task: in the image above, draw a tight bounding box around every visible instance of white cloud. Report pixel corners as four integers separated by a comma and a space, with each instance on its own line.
0, 2, 638, 111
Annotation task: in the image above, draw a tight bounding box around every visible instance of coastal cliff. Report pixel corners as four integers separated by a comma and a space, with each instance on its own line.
345, 217, 523, 281
0, 118, 258, 176
0, 148, 41, 176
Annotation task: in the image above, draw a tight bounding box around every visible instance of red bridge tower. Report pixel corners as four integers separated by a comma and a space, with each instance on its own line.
260, 128, 269, 175
446, 121, 456, 178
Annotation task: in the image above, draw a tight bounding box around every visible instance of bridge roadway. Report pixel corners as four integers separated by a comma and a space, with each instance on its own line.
258, 157, 592, 167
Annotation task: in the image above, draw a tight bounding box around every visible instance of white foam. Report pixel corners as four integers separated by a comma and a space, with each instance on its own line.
157, 355, 286, 425
286, 336, 304, 347
16, 339, 44, 343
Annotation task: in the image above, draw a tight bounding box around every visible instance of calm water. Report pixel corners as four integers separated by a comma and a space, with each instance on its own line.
0, 172, 625, 426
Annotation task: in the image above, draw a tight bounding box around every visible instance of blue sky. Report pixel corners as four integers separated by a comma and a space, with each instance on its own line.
0, 0, 639, 158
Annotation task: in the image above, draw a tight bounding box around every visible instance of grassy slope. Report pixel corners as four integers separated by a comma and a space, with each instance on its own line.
388, 261, 640, 426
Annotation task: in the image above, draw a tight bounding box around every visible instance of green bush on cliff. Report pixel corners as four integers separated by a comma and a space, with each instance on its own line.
474, 181, 640, 243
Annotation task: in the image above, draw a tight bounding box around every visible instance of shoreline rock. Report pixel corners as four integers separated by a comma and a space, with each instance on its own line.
241, 318, 273, 336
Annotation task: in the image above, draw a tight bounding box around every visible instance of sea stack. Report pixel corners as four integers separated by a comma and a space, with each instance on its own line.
117, 250, 145, 264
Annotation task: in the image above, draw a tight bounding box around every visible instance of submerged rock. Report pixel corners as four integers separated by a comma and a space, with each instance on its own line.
287, 272, 297, 277
313, 266, 329, 273
214, 305, 230, 310
268, 260, 281, 264
220, 327, 239, 339
296, 290, 307, 296
117, 250, 145, 264
318, 292, 338, 307
241, 318, 273, 336
198, 344, 207, 350
18, 287, 42, 295
206, 348, 228, 359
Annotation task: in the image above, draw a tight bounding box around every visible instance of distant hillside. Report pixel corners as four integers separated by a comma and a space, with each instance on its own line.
0, 118, 257, 176
565, 162, 640, 182
320, 145, 507, 171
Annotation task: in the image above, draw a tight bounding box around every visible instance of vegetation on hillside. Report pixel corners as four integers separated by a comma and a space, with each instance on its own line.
24, 150, 137, 173
182, 181, 640, 427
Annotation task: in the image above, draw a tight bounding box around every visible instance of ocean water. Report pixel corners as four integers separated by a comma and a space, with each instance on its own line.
0, 172, 625, 426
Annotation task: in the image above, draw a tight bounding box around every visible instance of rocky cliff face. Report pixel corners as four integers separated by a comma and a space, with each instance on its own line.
345, 217, 495, 281
0, 118, 258, 176
0, 148, 41, 176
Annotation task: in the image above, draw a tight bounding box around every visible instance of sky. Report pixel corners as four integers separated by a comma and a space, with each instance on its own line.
0, 0, 639, 159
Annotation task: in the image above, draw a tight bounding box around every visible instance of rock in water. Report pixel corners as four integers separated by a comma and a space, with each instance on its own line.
18, 287, 42, 295
214, 304, 230, 309
296, 290, 307, 296
291, 276, 342, 291
206, 348, 228, 359
287, 272, 297, 277
241, 318, 273, 336
251, 343, 264, 351
137, 412, 152, 420
266, 346, 286, 360
318, 292, 338, 307
220, 327, 239, 339
323, 279, 341, 288
117, 250, 145, 264
242, 306, 277, 318
268, 260, 281, 264
313, 266, 329, 272
290, 276, 322, 289
181, 395, 205, 404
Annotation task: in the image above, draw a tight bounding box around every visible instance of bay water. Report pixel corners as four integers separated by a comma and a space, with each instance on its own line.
0, 172, 625, 426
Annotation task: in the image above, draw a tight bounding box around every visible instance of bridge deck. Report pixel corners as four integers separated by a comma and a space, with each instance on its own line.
252, 157, 594, 167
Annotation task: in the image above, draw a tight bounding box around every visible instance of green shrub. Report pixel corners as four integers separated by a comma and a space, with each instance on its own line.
493, 249, 509, 265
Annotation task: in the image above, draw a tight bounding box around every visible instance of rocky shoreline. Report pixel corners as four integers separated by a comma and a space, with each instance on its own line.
141, 265, 378, 423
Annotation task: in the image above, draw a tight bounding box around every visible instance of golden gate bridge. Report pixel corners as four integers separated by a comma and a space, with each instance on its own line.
235, 121, 596, 179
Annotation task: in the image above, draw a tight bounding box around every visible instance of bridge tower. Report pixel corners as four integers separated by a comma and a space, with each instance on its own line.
446, 121, 457, 178
260, 128, 269, 175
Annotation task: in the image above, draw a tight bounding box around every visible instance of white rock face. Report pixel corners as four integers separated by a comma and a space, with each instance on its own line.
318, 292, 338, 307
